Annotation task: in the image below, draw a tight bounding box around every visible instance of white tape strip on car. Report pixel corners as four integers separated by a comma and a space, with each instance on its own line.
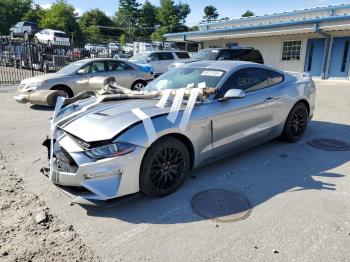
179, 88, 199, 131
167, 88, 185, 123
131, 108, 157, 144
156, 89, 172, 108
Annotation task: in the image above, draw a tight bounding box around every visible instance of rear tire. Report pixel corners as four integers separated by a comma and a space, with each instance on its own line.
140, 137, 190, 197
282, 102, 309, 142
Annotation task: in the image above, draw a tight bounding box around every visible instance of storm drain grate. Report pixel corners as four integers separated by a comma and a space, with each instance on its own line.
308, 138, 350, 151
191, 189, 252, 222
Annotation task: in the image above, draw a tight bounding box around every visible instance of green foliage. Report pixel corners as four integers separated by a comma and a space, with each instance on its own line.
191, 25, 199, 31
176, 2, 191, 24
114, 0, 141, 27
0, 0, 32, 34
242, 10, 255, 17
40, 0, 82, 40
151, 26, 168, 42
119, 33, 127, 45
79, 9, 116, 42
203, 5, 219, 22
21, 4, 46, 24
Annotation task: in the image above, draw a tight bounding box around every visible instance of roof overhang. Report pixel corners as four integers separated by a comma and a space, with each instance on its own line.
165, 15, 350, 42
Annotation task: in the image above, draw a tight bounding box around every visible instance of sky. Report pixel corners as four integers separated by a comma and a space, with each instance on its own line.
33, 0, 350, 26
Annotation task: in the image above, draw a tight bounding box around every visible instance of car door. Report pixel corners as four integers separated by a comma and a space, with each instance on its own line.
75, 61, 107, 92
148, 52, 161, 74
106, 60, 137, 88
158, 52, 175, 72
211, 67, 285, 156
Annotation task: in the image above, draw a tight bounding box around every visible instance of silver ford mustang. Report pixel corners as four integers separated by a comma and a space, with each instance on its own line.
49, 61, 316, 203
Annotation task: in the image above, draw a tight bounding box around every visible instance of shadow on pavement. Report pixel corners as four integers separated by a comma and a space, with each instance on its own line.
30, 105, 54, 111
83, 120, 349, 224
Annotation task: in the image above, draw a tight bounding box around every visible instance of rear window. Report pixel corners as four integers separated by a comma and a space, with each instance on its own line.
54, 33, 68, 38
175, 52, 190, 59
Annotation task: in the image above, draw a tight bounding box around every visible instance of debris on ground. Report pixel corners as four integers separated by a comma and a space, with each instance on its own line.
272, 249, 279, 254
0, 152, 99, 262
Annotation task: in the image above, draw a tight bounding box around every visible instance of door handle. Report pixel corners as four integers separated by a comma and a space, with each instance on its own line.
264, 97, 281, 102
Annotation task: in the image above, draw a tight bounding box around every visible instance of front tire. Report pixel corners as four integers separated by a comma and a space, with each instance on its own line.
282, 102, 309, 142
131, 80, 146, 91
140, 137, 190, 197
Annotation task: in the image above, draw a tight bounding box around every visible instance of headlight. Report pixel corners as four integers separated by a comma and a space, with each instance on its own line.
25, 82, 44, 91
85, 142, 136, 160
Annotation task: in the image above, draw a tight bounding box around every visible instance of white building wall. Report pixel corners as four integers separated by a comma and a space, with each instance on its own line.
203, 35, 314, 72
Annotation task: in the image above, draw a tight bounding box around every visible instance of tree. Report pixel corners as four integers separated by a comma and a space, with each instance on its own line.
176, 2, 191, 25
22, 4, 46, 24
79, 9, 116, 42
191, 25, 199, 31
119, 33, 127, 45
242, 10, 255, 17
151, 0, 190, 41
203, 5, 219, 22
139, 0, 158, 38
0, 0, 32, 34
114, 0, 141, 38
40, 0, 82, 41
151, 0, 178, 41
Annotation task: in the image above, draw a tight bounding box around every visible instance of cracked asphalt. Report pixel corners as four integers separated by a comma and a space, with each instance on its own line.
0, 80, 349, 261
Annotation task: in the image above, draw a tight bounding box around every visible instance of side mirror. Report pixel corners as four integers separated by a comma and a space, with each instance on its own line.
220, 89, 246, 101
77, 69, 85, 75
146, 56, 152, 62
218, 57, 225, 61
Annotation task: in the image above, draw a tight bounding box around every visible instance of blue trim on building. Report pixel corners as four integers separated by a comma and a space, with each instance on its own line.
165, 14, 350, 38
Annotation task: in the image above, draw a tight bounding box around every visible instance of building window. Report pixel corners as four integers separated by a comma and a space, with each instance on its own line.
282, 41, 302, 61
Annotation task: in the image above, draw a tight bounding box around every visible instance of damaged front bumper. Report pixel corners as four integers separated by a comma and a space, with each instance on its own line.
46, 132, 145, 204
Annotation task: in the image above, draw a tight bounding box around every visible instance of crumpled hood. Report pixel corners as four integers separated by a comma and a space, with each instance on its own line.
21, 73, 67, 84
58, 99, 178, 142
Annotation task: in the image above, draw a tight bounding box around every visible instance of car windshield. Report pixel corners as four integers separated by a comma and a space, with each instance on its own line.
131, 53, 149, 60
192, 49, 219, 60
145, 67, 225, 91
56, 60, 86, 74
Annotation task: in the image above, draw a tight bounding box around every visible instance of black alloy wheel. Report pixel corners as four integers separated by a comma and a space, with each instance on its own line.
140, 137, 190, 197
282, 102, 309, 142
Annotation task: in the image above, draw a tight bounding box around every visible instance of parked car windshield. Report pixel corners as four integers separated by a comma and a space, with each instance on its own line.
56, 60, 86, 74
145, 67, 225, 91
192, 49, 219, 60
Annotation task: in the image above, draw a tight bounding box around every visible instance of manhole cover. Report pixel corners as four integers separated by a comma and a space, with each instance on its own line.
191, 189, 252, 222
308, 138, 350, 151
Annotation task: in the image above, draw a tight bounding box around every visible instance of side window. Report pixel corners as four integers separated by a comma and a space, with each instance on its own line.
219, 68, 283, 97
83, 62, 106, 74
175, 52, 190, 59
150, 53, 159, 61
107, 61, 133, 71
159, 52, 174, 60
217, 50, 231, 60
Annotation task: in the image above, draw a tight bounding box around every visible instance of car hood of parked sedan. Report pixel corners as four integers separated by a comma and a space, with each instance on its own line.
57, 98, 181, 143
21, 73, 67, 84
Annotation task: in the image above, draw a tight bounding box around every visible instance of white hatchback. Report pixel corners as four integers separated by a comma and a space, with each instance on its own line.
35, 29, 70, 46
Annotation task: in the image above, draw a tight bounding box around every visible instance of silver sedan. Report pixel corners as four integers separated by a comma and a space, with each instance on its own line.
49, 61, 316, 203
15, 58, 154, 99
